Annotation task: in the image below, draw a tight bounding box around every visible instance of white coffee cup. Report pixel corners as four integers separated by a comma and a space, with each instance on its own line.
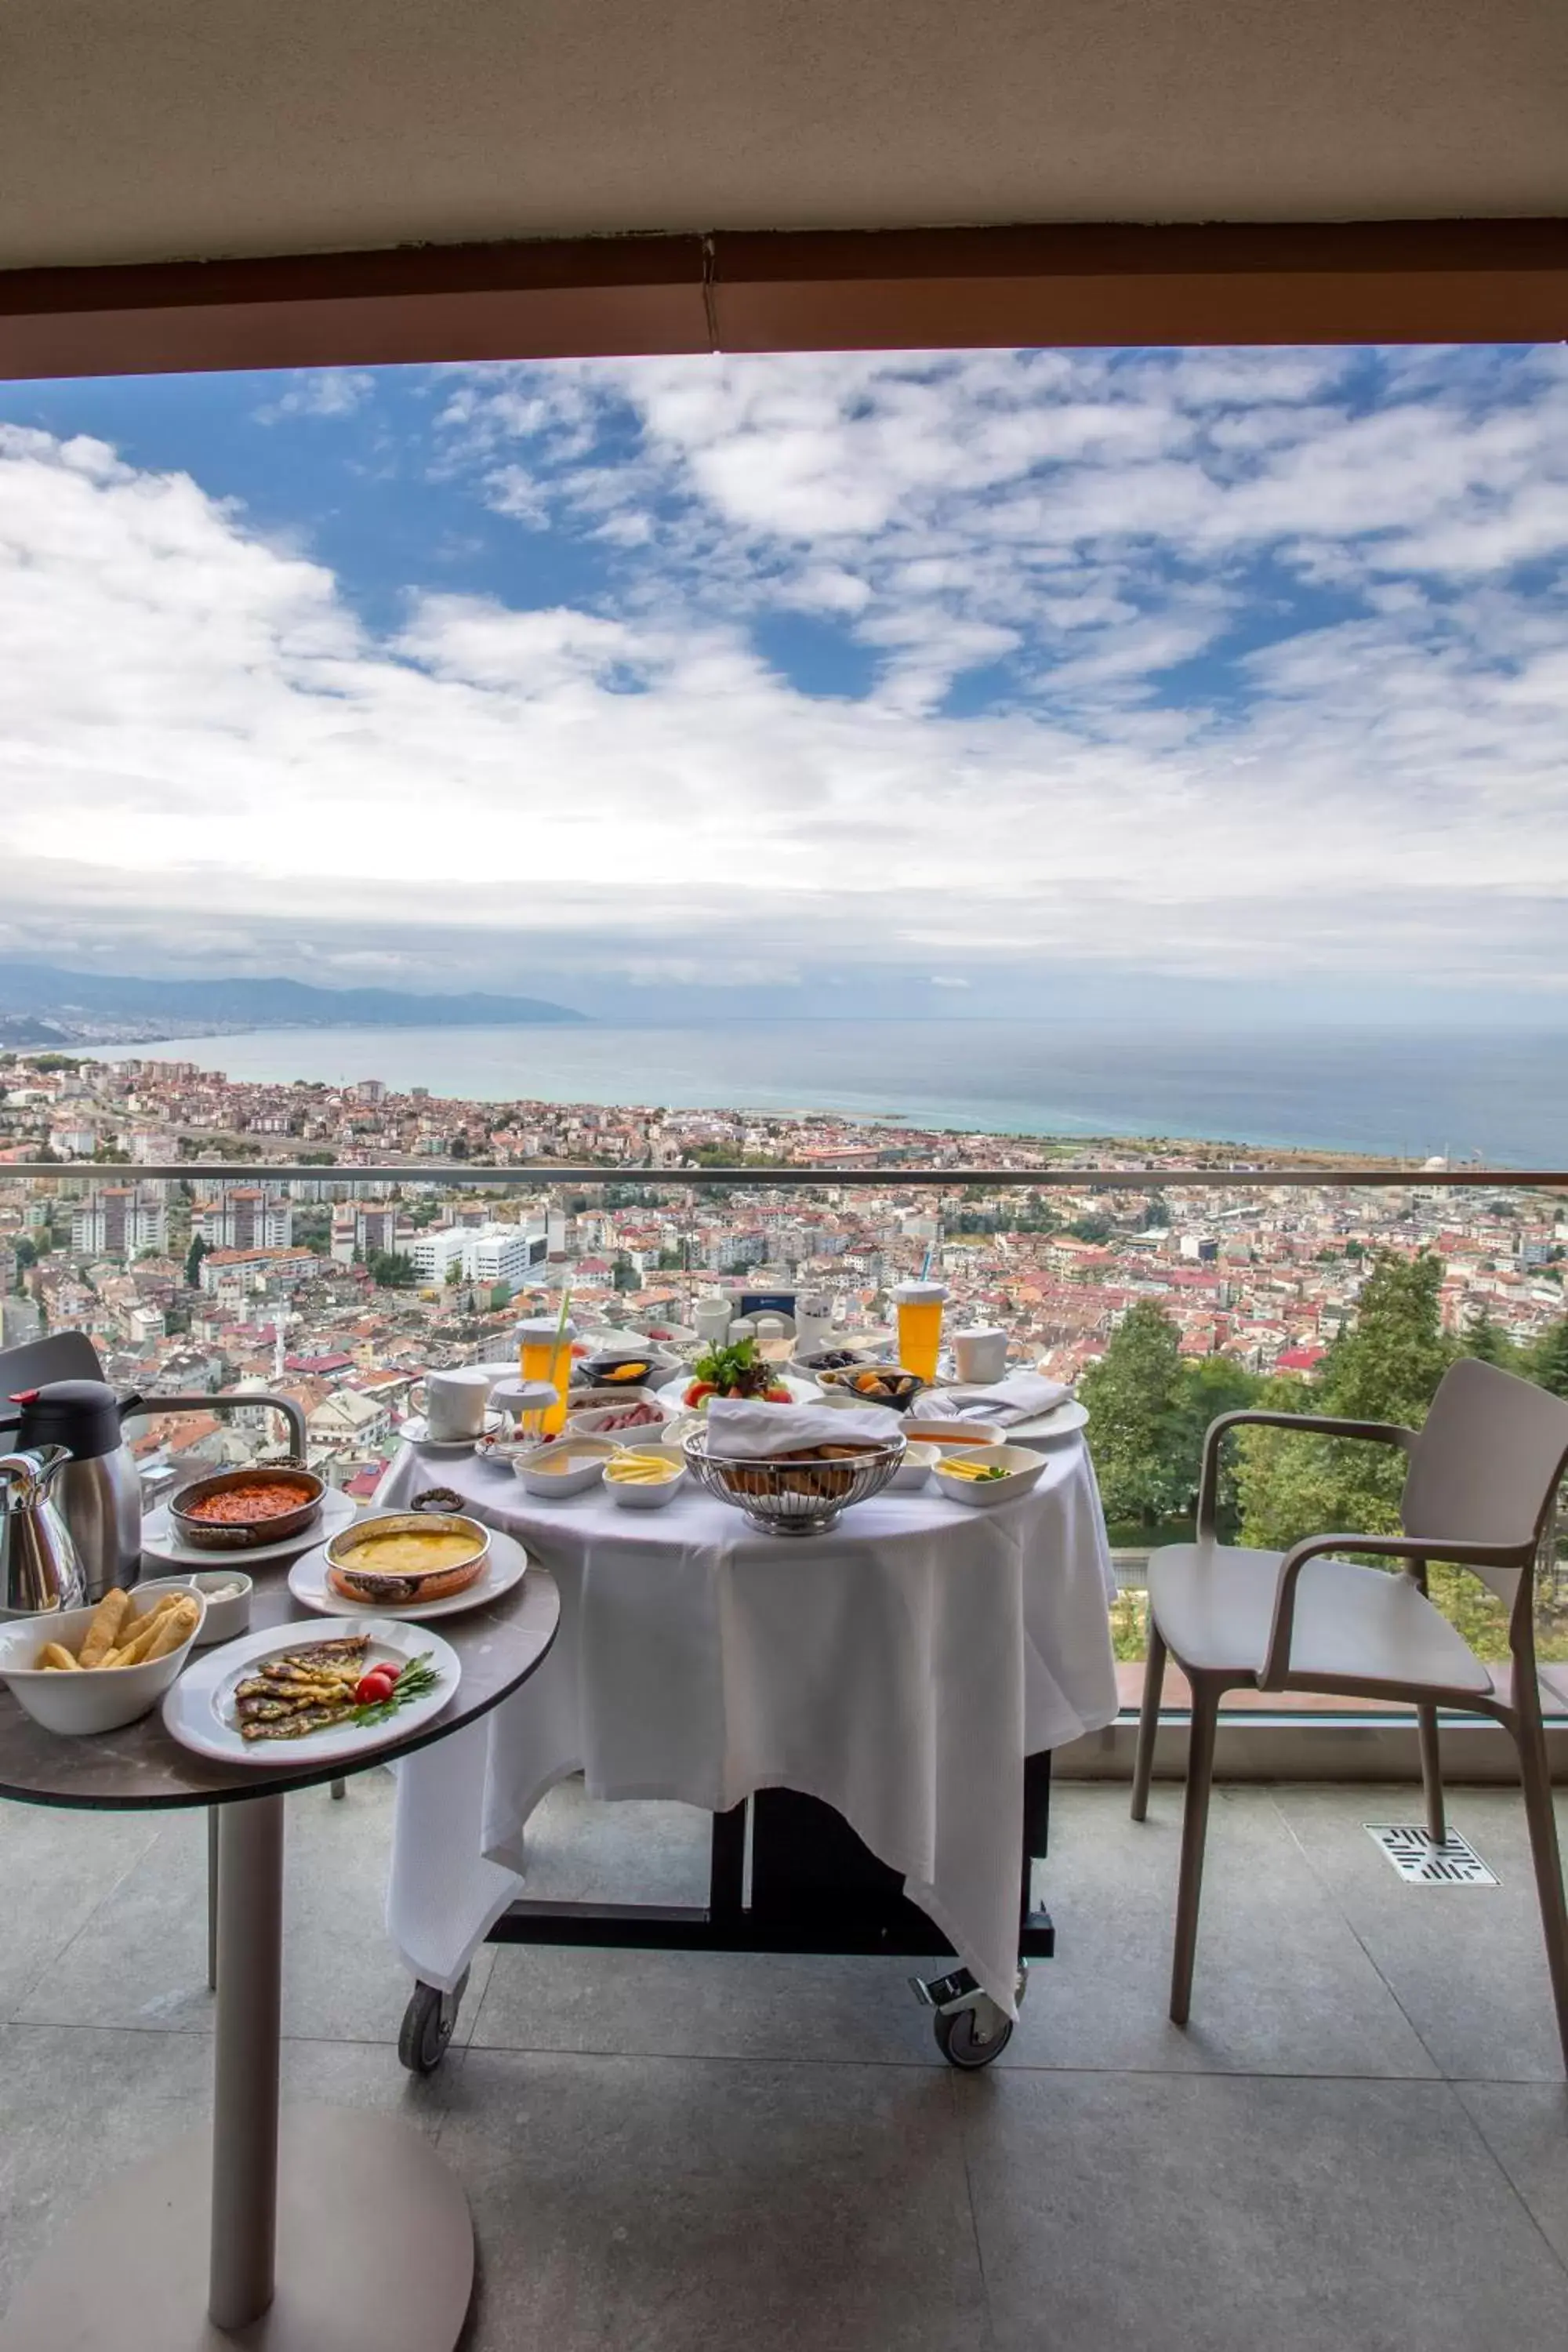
693, 1297, 732, 1346
421, 1365, 495, 1442
953, 1327, 1009, 1385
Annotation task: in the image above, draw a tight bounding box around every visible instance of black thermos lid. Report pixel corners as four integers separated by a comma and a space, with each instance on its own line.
10, 1379, 125, 1461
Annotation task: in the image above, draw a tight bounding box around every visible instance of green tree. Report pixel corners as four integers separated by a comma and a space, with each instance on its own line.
1166, 1355, 1264, 1523
183, 1233, 208, 1288
1459, 1308, 1517, 1370
365, 1250, 416, 1289
1078, 1303, 1185, 1528
1067, 1212, 1114, 1244
1526, 1318, 1568, 1399
13, 1234, 38, 1277
1234, 1251, 1453, 1550
612, 1254, 638, 1293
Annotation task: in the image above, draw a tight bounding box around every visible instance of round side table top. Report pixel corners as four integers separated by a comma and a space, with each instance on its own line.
0, 1546, 559, 1812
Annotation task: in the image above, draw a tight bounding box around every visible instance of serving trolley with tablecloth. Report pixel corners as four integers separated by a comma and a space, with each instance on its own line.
377, 1430, 1118, 2067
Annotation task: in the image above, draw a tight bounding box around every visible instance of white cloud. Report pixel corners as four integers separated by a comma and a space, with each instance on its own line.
3, 347, 1568, 1013
255, 370, 375, 423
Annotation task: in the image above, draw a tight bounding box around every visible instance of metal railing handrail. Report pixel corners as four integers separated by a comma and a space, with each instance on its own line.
2, 1162, 1566, 1190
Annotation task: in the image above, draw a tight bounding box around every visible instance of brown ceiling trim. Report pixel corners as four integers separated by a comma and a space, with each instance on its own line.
1, 219, 1565, 379
710, 220, 1568, 350
0, 234, 710, 379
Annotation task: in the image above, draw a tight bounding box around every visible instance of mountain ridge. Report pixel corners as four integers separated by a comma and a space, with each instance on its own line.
0, 961, 586, 1046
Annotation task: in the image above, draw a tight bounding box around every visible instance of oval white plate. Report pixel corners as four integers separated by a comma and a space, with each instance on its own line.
287, 1529, 528, 1623
141, 1484, 357, 1569
162, 1617, 460, 1766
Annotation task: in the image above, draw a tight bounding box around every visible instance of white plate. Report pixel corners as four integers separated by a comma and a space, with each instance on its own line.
140, 1484, 358, 1568
401, 1410, 505, 1454
162, 1617, 461, 1766
287, 1530, 528, 1622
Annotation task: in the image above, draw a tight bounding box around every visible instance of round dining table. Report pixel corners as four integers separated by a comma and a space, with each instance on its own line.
0, 1567, 560, 2352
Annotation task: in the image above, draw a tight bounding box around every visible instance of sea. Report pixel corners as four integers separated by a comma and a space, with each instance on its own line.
82, 1019, 1568, 1166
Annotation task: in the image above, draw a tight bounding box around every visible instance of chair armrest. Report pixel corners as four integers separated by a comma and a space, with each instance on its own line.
1258, 1529, 1526, 1690
136, 1389, 307, 1461
1196, 1410, 1415, 1536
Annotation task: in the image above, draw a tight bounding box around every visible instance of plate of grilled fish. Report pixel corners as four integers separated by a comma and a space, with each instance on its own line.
161, 1618, 461, 1765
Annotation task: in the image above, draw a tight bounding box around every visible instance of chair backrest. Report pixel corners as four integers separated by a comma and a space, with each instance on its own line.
0, 1329, 107, 1435
1403, 1356, 1568, 1602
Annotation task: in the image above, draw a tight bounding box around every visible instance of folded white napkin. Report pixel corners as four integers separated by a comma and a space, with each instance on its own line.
702, 1398, 904, 1458
921, 1371, 1070, 1425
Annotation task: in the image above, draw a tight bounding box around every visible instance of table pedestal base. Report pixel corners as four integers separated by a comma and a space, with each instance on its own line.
1, 2106, 474, 2352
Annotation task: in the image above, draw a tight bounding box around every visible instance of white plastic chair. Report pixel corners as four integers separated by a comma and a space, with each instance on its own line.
1131, 1357, 1568, 2067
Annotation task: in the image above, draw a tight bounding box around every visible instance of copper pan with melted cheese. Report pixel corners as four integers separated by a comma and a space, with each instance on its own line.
324, 1512, 491, 1605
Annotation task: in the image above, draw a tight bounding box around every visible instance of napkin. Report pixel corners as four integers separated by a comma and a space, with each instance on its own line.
702, 1397, 904, 1458
920, 1371, 1070, 1425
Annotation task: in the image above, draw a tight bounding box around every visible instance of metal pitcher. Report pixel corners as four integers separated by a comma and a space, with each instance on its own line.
0, 1446, 87, 1617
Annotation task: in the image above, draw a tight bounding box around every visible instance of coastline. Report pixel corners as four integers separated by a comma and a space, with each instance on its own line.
75, 1016, 1568, 1167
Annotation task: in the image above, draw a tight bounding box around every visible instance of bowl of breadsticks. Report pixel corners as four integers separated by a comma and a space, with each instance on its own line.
0, 1580, 207, 1735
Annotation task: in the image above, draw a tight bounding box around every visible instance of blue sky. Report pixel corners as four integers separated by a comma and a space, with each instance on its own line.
1, 345, 1566, 1024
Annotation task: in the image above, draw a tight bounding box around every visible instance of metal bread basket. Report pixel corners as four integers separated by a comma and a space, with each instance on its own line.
681, 1426, 906, 1537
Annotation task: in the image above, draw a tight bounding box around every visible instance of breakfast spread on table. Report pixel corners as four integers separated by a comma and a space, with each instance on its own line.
0, 1314, 1083, 1755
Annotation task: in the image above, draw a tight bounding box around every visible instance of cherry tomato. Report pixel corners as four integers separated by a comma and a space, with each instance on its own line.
356, 1668, 397, 1705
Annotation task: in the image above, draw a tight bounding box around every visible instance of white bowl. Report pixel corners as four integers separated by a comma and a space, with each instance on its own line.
565, 1390, 672, 1440
176, 1569, 253, 1645
0, 1579, 208, 1734
889, 1440, 939, 1492
905, 1418, 1004, 1450
602, 1443, 687, 1510
931, 1444, 1045, 1508
513, 1436, 618, 1497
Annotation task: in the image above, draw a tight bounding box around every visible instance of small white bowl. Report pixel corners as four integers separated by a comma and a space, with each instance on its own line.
565, 1392, 672, 1439
602, 1444, 687, 1510
513, 1436, 618, 1497
889, 1440, 939, 1493
905, 1418, 1004, 1451
177, 1570, 253, 1645
0, 1579, 207, 1734
931, 1444, 1045, 1508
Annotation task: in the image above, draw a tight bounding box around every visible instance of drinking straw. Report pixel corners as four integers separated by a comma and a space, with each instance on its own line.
553, 1283, 573, 1352
920, 1243, 934, 1280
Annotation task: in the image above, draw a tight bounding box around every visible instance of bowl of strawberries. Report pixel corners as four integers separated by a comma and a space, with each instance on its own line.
681, 1337, 797, 1413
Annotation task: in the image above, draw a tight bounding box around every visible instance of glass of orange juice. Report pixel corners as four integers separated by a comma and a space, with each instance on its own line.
514, 1316, 577, 1438
893, 1280, 947, 1385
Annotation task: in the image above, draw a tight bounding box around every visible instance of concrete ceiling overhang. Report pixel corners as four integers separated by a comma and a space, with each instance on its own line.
2, 0, 1566, 372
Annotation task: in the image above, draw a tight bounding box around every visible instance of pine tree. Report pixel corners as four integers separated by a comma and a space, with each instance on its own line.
1527, 1319, 1568, 1399
1235, 1251, 1454, 1548
1079, 1302, 1184, 1528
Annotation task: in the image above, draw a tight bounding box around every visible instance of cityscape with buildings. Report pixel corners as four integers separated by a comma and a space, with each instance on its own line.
2, 1049, 1564, 1506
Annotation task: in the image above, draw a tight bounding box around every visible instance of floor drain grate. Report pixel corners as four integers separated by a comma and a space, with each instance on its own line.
1363, 1824, 1498, 1885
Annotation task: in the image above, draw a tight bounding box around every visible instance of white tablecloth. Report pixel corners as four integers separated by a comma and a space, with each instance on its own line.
381, 1438, 1117, 2016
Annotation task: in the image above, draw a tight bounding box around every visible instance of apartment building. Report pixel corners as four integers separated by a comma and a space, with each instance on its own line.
70, 1186, 168, 1259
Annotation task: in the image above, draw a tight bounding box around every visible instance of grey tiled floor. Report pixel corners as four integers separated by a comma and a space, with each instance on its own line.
2, 1775, 1566, 2347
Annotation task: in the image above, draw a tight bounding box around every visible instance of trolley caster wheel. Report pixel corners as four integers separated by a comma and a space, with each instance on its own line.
933, 2002, 1014, 2070
397, 1969, 469, 2075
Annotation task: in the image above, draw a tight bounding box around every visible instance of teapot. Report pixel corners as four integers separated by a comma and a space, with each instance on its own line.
0, 1445, 88, 1618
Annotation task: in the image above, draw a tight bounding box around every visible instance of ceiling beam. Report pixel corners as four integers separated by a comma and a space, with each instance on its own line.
2, 218, 1566, 379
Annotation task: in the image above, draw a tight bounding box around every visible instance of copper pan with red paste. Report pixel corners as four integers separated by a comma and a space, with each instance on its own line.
169, 1465, 326, 1551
